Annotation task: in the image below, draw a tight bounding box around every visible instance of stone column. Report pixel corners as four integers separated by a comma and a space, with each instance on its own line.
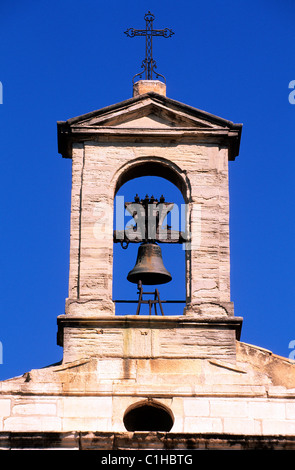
184, 146, 233, 317
65, 142, 115, 317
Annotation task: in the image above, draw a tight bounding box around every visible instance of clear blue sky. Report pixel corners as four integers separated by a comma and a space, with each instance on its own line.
0, 0, 295, 380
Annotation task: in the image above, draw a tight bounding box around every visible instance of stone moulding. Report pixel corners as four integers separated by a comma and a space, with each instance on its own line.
1, 431, 295, 450
57, 314, 243, 346
57, 314, 243, 329
57, 314, 243, 364
57, 92, 242, 161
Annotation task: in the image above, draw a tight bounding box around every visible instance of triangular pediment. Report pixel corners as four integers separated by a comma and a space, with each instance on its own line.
115, 113, 175, 129
67, 94, 233, 131
58, 92, 242, 160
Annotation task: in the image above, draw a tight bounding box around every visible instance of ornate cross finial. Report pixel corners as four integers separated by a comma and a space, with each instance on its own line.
124, 11, 174, 83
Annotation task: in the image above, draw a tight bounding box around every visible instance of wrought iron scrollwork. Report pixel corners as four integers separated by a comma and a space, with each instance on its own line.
124, 12, 174, 83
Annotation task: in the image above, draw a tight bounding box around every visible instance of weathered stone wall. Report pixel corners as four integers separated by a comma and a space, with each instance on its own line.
58, 316, 240, 363
1, 392, 295, 436
67, 141, 231, 316
1, 342, 295, 437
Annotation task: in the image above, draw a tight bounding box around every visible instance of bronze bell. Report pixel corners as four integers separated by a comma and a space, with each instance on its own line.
127, 243, 172, 285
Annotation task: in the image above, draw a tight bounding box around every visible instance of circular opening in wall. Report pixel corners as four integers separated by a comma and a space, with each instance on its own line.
123, 400, 174, 432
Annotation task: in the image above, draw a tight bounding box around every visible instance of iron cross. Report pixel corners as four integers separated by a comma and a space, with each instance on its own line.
125, 11, 174, 81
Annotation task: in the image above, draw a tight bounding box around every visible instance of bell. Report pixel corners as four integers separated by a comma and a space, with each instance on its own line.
127, 243, 172, 285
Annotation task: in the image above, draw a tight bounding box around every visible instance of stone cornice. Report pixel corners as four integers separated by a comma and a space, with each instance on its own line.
57, 92, 242, 160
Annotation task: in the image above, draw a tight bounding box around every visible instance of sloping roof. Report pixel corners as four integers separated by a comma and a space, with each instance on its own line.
57, 91, 242, 160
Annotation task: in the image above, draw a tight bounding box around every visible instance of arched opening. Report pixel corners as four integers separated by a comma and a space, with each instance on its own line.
113, 174, 187, 315
114, 159, 190, 203
123, 400, 174, 432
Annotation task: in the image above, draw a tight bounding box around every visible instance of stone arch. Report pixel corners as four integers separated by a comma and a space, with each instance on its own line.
112, 156, 191, 202
123, 399, 174, 432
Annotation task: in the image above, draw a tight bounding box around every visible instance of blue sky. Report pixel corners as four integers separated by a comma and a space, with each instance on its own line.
0, 0, 294, 379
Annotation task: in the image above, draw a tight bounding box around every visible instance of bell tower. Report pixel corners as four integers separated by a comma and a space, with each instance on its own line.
2, 13, 295, 449
56, 72, 243, 366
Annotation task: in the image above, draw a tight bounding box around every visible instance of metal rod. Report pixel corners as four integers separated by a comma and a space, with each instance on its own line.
136, 281, 143, 315
154, 290, 158, 316
156, 288, 164, 316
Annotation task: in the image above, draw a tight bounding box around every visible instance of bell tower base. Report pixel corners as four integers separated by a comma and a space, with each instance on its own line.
57, 315, 243, 364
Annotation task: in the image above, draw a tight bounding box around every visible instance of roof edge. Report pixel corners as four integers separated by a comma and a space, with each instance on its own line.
57, 92, 243, 159
64, 92, 242, 130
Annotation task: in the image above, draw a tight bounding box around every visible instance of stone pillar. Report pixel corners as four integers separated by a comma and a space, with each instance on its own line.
65, 141, 115, 317
184, 146, 233, 316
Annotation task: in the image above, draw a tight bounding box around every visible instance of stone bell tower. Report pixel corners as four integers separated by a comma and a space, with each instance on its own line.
56, 78, 243, 365
1, 15, 295, 450
55, 11, 243, 366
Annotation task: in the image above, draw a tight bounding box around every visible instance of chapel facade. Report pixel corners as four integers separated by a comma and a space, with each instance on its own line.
0, 80, 295, 450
